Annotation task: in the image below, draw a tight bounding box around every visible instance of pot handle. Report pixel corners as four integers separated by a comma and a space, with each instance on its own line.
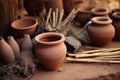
74, 0, 84, 4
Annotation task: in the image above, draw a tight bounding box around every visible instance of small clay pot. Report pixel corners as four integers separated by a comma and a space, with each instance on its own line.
0, 37, 15, 64
91, 7, 109, 18
34, 32, 67, 71
63, 0, 85, 15
87, 17, 115, 46
76, 7, 93, 27
44, 0, 63, 12
112, 12, 120, 40
11, 17, 38, 38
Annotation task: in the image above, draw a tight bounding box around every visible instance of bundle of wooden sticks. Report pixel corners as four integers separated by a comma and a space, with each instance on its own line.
66, 48, 120, 63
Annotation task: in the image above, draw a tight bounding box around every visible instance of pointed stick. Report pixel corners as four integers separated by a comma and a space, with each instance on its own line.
45, 8, 52, 26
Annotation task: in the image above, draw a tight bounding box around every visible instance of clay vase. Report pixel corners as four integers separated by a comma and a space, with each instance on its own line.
91, 7, 109, 18
34, 32, 67, 71
7, 36, 20, 60
63, 0, 85, 15
87, 17, 115, 46
44, 0, 63, 12
76, 7, 94, 27
112, 12, 120, 40
20, 34, 33, 51
23, 0, 44, 16
11, 17, 38, 38
0, 37, 15, 64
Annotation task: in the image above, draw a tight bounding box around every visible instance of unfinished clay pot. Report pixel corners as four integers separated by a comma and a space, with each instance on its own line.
87, 17, 115, 46
11, 17, 38, 38
34, 32, 66, 71
0, 37, 15, 64
7, 36, 20, 60
112, 12, 120, 40
20, 34, 33, 51
44, 0, 63, 12
76, 7, 93, 27
63, 0, 85, 15
91, 7, 109, 18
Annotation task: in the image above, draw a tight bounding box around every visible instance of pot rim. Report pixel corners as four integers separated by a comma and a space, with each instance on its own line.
91, 16, 112, 25
11, 17, 38, 30
112, 12, 120, 19
35, 32, 65, 45
91, 7, 108, 15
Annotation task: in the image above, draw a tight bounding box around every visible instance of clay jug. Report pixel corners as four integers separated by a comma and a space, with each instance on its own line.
91, 7, 109, 18
23, 0, 44, 16
112, 12, 120, 40
44, 0, 63, 12
34, 32, 67, 71
7, 36, 20, 60
21, 34, 33, 51
87, 17, 115, 46
0, 37, 15, 64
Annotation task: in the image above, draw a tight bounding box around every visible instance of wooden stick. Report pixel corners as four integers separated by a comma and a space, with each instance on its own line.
45, 8, 52, 26
52, 11, 56, 28
66, 57, 120, 64
55, 8, 58, 27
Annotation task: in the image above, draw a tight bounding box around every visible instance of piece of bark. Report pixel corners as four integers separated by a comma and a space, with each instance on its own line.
65, 36, 81, 53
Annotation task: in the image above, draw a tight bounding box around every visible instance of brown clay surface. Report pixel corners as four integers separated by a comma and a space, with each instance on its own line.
30, 41, 120, 80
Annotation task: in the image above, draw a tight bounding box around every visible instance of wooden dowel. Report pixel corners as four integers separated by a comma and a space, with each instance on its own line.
55, 8, 58, 27
52, 11, 56, 28
45, 8, 52, 26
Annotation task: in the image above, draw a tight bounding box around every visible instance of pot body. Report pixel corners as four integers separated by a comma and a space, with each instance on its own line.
112, 12, 120, 40
24, 0, 44, 16
0, 37, 15, 64
34, 32, 66, 71
44, 0, 63, 12
87, 17, 115, 46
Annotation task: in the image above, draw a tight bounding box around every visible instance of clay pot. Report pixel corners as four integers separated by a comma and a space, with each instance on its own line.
0, 37, 15, 64
112, 12, 120, 40
63, 0, 85, 15
23, 0, 44, 16
91, 7, 109, 18
11, 17, 38, 38
20, 34, 33, 51
7, 36, 20, 60
76, 7, 94, 27
87, 17, 115, 46
44, 0, 63, 12
34, 32, 67, 71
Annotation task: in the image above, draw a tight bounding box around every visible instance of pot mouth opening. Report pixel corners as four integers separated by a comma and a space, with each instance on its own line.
11, 17, 38, 30
92, 8, 108, 15
35, 32, 65, 45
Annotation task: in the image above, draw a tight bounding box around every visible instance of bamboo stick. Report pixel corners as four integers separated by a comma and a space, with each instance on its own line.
45, 8, 52, 26
52, 11, 56, 28
55, 8, 58, 27
66, 57, 120, 64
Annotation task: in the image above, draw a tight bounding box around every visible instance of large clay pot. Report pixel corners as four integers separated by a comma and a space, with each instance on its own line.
11, 17, 38, 38
34, 32, 67, 71
23, 0, 44, 16
76, 7, 94, 27
44, 0, 63, 12
63, 0, 85, 15
87, 17, 115, 46
112, 12, 120, 40
0, 37, 15, 64
7, 36, 20, 60
91, 7, 109, 18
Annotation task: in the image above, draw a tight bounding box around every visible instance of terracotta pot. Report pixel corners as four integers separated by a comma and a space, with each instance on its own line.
11, 17, 38, 38
7, 36, 20, 60
44, 0, 63, 12
0, 37, 15, 64
76, 7, 93, 27
87, 17, 115, 46
23, 0, 44, 16
91, 7, 109, 18
63, 0, 85, 15
34, 32, 67, 71
112, 12, 120, 40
